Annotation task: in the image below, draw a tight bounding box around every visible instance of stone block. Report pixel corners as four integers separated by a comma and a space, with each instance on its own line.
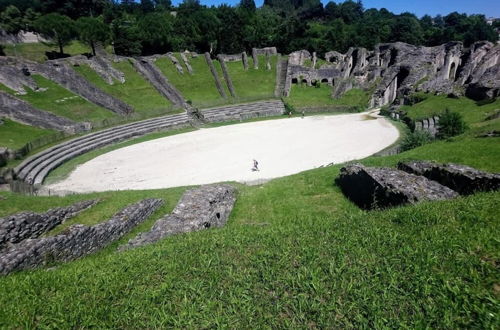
398, 161, 500, 195
336, 163, 458, 209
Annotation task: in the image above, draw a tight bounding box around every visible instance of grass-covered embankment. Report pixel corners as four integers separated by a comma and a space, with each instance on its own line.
0, 75, 114, 123
2, 41, 97, 63
0, 95, 498, 328
285, 84, 371, 111
0, 119, 54, 150
155, 54, 225, 107
225, 55, 277, 100
73, 61, 175, 117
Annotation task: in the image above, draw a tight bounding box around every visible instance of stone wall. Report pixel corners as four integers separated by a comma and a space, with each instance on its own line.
204, 52, 227, 98
217, 55, 237, 97
336, 163, 458, 209
180, 52, 193, 74
0, 199, 99, 249
121, 185, 236, 250
0, 198, 163, 275
252, 47, 277, 69
65, 55, 125, 85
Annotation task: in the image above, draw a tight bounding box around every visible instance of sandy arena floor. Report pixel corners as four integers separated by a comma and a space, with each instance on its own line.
48, 112, 399, 192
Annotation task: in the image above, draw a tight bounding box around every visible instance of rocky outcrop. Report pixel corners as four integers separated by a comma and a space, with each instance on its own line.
398, 161, 500, 195
120, 185, 236, 250
336, 163, 458, 209
0, 199, 99, 249
0, 90, 91, 133
0, 198, 163, 275
26, 61, 133, 115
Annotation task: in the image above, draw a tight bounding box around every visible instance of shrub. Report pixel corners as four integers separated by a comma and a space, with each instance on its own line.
400, 130, 433, 151
437, 109, 468, 139
405, 93, 428, 105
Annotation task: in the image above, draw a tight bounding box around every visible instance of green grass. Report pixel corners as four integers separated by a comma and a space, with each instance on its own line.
285, 84, 371, 111
3, 41, 97, 63
226, 55, 277, 99
0, 96, 499, 327
0, 75, 115, 123
401, 94, 500, 123
154, 55, 224, 106
0, 119, 54, 150
73, 61, 174, 116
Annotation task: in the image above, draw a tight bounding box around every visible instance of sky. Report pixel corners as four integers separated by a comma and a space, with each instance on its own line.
169, 0, 500, 18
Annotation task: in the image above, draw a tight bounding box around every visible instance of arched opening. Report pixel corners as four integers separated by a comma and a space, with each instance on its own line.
321, 78, 328, 83
388, 48, 398, 67
291, 78, 298, 84
301, 79, 308, 84
449, 62, 457, 80
396, 67, 410, 89
311, 80, 318, 87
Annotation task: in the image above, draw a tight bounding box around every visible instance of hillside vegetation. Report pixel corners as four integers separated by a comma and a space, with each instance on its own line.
0, 94, 498, 328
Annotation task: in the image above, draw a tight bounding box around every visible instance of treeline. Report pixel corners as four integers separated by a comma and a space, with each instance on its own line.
0, 0, 498, 57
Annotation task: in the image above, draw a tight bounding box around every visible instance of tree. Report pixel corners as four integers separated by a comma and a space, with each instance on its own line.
138, 12, 174, 54
437, 109, 467, 139
111, 16, 142, 56
390, 15, 424, 45
0, 5, 23, 35
240, 0, 256, 12
76, 16, 110, 56
34, 13, 75, 55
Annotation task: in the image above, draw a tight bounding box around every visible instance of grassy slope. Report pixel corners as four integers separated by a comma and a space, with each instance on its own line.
73, 62, 173, 116
225, 55, 277, 99
154, 55, 224, 107
3, 41, 93, 63
0, 75, 114, 123
285, 84, 371, 110
0, 96, 499, 328
401, 94, 500, 123
0, 119, 54, 150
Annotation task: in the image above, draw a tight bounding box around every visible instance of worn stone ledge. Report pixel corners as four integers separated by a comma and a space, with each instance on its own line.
0, 198, 163, 275
336, 163, 458, 210
397, 161, 500, 195
120, 185, 236, 250
0, 199, 99, 250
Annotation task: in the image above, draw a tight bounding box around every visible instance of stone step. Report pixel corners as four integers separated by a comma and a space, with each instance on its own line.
17, 114, 189, 181
29, 117, 190, 185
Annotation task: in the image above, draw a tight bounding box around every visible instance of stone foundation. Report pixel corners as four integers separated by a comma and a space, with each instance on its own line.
120, 185, 236, 250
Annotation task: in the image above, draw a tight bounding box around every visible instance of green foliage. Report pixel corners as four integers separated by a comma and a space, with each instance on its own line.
0, 5, 23, 34
34, 13, 76, 55
400, 130, 433, 151
76, 17, 110, 56
285, 85, 370, 111
437, 109, 468, 139
111, 16, 142, 56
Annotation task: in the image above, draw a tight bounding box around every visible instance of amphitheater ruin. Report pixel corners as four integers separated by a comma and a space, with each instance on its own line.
0, 40, 499, 274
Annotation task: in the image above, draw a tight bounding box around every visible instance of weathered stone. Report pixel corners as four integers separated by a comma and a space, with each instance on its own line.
0, 65, 38, 94
0, 198, 163, 275
398, 161, 500, 195
336, 163, 458, 209
0, 90, 91, 133
120, 185, 236, 250
204, 52, 227, 98
166, 52, 184, 74
217, 55, 237, 97
0, 199, 99, 249
180, 51, 193, 74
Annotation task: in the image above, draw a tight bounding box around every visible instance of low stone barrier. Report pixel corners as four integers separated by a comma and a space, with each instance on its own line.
0, 198, 163, 275
0, 199, 99, 249
398, 161, 500, 195
120, 185, 236, 250
336, 163, 458, 209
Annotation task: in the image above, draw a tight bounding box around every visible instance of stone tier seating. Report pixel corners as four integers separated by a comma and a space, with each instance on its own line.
0, 198, 163, 275
120, 184, 237, 250
201, 100, 285, 123
0, 199, 99, 250
15, 113, 191, 185
397, 161, 500, 195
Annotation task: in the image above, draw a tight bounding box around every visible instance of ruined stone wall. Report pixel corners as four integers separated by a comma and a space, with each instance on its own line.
121, 185, 236, 250
204, 52, 227, 98
217, 55, 237, 97
0, 199, 99, 249
0, 198, 163, 275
